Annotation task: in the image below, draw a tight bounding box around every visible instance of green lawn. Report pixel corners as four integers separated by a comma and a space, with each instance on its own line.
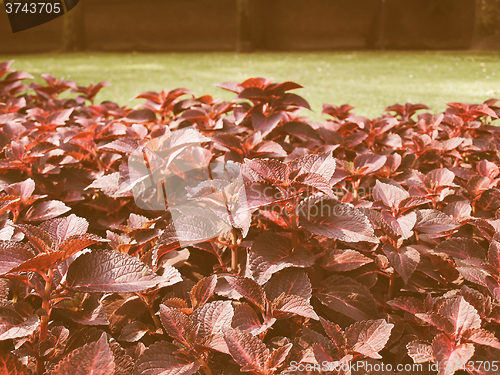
2, 51, 500, 119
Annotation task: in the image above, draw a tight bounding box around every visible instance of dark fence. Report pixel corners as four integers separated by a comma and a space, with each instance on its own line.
0, 0, 476, 53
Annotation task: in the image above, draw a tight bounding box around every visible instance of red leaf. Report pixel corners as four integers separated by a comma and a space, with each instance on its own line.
414, 209, 459, 234
159, 305, 196, 345
8, 251, 65, 273
288, 151, 336, 182
383, 244, 420, 284
436, 238, 486, 260
0, 351, 31, 374
14, 224, 52, 253
320, 248, 373, 272
354, 153, 387, 175
56, 233, 106, 256
65, 250, 161, 292
477, 159, 500, 180
345, 319, 394, 359
319, 317, 347, 355
223, 328, 269, 371
0, 242, 34, 274
488, 240, 500, 271
40, 214, 89, 244
266, 343, 293, 371
415, 312, 455, 334
249, 232, 314, 284
464, 328, 500, 350
432, 333, 475, 375
425, 168, 456, 187
231, 303, 274, 336
438, 296, 481, 338
244, 158, 290, 183
226, 276, 267, 312
298, 196, 379, 243
273, 294, 319, 320
52, 333, 114, 375
0, 301, 39, 341
406, 340, 434, 363
133, 341, 201, 375
380, 211, 416, 239
251, 111, 283, 136
316, 275, 378, 321
387, 296, 425, 315
22, 200, 71, 222
191, 300, 234, 338
189, 274, 217, 309
46, 108, 73, 125
264, 268, 312, 302
118, 321, 149, 343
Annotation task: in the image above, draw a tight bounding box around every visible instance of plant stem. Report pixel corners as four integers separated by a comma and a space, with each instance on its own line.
199, 356, 214, 375
137, 293, 164, 334
230, 228, 239, 273
290, 203, 298, 250
39, 269, 52, 342
353, 179, 360, 200
37, 268, 53, 375
384, 272, 397, 313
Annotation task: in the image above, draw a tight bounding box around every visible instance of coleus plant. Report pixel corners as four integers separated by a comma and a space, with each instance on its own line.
0, 62, 499, 374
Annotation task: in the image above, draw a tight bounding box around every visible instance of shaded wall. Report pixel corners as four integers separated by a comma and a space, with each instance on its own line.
0, 0, 476, 53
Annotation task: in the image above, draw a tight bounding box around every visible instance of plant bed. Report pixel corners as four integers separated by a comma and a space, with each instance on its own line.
0, 60, 500, 375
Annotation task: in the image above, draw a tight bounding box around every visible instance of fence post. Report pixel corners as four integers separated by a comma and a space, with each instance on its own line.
237, 0, 254, 52
61, 0, 86, 51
